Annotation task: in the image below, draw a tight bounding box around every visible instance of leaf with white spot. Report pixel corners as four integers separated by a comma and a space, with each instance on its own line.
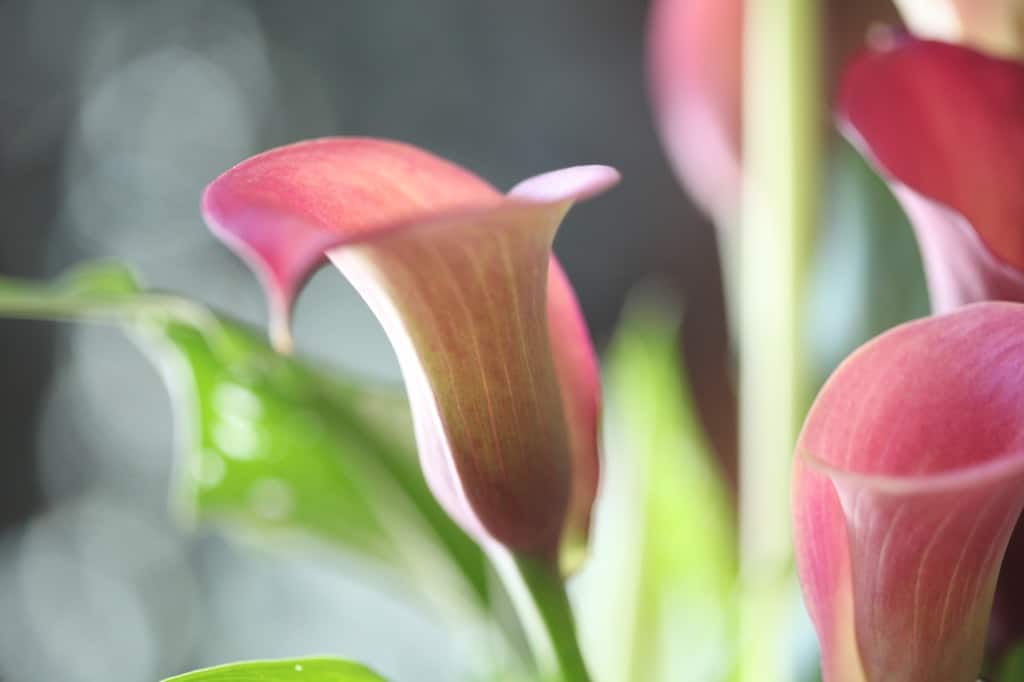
0, 262, 490, 613
162, 657, 385, 681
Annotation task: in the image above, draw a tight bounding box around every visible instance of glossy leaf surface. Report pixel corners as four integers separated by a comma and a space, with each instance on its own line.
0, 263, 489, 610
204, 138, 616, 566
162, 657, 385, 682
794, 303, 1024, 682
838, 37, 1024, 312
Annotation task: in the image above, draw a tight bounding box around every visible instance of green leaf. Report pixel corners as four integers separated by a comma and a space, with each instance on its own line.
579, 295, 737, 682
808, 137, 929, 380
0, 261, 204, 324
993, 642, 1024, 681
0, 263, 489, 612
162, 657, 385, 681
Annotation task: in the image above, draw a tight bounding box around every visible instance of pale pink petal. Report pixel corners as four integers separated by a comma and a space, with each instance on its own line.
647, 0, 743, 225
508, 165, 620, 205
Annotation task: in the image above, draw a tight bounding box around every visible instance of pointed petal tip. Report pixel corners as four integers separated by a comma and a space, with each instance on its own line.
558, 527, 590, 577
269, 316, 295, 355
507, 165, 620, 205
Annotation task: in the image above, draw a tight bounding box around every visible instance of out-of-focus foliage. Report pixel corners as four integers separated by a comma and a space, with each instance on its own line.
995, 642, 1024, 681
161, 657, 385, 681
0, 263, 490, 614
808, 138, 929, 379
578, 296, 736, 682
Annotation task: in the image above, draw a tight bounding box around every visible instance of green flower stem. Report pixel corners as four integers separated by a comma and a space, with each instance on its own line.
0, 277, 224, 339
738, 0, 820, 679
517, 556, 591, 682
491, 549, 592, 682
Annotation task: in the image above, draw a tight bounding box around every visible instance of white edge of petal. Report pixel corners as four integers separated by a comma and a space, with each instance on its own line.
326, 247, 486, 541
507, 165, 621, 204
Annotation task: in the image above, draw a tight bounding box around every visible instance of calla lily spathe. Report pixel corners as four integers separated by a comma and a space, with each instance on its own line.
839, 35, 1024, 656
838, 36, 1024, 313
646, 0, 897, 226
202, 138, 617, 567
793, 303, 1024, 681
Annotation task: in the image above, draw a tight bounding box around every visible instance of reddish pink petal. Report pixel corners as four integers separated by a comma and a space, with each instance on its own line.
841, 43, 1024, 652
545, 259, 601, 571
202, 137, 503, 350
794, 303, 1024, 680
203, 138, 616, 561
838, 37, 1024, 312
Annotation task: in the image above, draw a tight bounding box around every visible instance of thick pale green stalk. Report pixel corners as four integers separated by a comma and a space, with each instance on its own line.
490, 549, 592, 682
738, 0, 820, 680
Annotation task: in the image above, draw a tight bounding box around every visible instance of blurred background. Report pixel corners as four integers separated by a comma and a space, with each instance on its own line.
0, 1, 724, 679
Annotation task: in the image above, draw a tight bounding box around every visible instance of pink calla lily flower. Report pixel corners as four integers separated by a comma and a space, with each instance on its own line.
202, 138, 617, 567
646, 0, 897, 225
838, 36, 1024, 313
647, 0, 743, 225
840, 36, 1024, 656
793, 303, 1024, 681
